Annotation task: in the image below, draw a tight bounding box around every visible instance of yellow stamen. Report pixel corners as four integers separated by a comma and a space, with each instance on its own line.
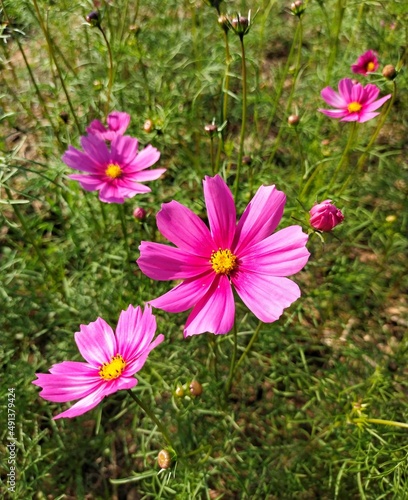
105, 163, 122, 179
210, 249, 237, 275
348, 101, 362, 113
366, 61, 375, 72
99, 354, 126, 380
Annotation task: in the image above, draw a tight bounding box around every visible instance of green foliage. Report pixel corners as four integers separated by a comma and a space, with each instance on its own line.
1, 0, 408, 498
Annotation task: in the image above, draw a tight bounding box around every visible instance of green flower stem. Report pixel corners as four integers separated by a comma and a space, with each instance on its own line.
117, 204, 132, 264
324, 121, 358, 197
234, 320, 262, 374
266, 18, 303, 167
353, 417, 408, 430
234, 35, 247, 200
127, 390, 175, 449
260, 21, 301, 150
210, 136, 215, 175
32, 0, 82, 135
337, 83, 396, 197
1, 0, 62, 143
325, 0, 347, 85
225, 322, 238, 397
98, 25, 114, 118
215, 30, 231, 173
208, 336, 219, 382
356, 81, 396, 173
5, 187, 52, 275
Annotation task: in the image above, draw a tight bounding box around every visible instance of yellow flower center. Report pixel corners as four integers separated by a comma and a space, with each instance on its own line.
347, 101, 362, 113
105, 163, 122, 179
210, 249, 237, 275
366, 61, 375, 72
99, 354, 126, 380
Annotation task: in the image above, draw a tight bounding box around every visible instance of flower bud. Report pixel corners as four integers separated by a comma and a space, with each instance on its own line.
218, 15, 230, 33
133, 207, 146, 221
85, 11, 101, 27
242, 155, 252, 166
290, 1, 306, 17
309, 200, 344, 232
382, 64, 397, 81
59, 111, 69, 124
189, 380, 203, 397
204, 123, 218, 136
157, 449, 172, 469
288, 114, 300, 126
143, 119, 154, 133
175, 384, 184, 397
230, 15, 249, 37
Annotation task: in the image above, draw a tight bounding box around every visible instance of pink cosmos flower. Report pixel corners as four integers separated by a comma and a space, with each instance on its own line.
319, 78, 391, 123
309, 200, 344, 232
351, 50, 379, 75
137, 175, 310, 337
87, 111, 130, 141
33, 305, 164, 419
62, 134, 165, 203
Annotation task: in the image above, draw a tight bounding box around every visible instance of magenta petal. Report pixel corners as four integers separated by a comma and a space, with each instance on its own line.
130, 168, 166, 182
87, 119, 106, 136
33, 366, 101, 402
238, 226, 310, 276
138, 242, 211, 280
203, 175, 236, 249
68, 174, 104, 191
156, 201, 214, 257
74, 318, 116, 367
62, 146, 100, 173
361, 84, 380, 104
149, 272, 216, 313
53, 384, 108, 419
184, 275, 235, 336
233, 185, 286, 255
126, 145, 161, 172
80, 134, 111, 166
125, 334, 164, 374
355, 112, 380, 123
111, 135, 139, 166
364, 93, 391, 112
233, 271, 302, 323
107, 111, 131, 134
116, 305, 160, 363
338, 78, 354, 102
320, 87, 346, 108
319, 109, 349, 119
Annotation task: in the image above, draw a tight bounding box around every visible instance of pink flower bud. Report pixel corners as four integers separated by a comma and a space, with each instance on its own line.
133, 207, 147, 220
309, 200, 344, 231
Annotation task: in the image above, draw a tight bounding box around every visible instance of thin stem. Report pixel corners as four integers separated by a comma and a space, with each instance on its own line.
260, 21, 301, 150
325, 0, 347, 85
225, 322, 238, 397
352, 417, 408, 430
98, 25, 114, 118
235, 320, 262, 374
234, 36, 247, 200
324, 121, 357, 197
5, 187, 52, 274
31, 0, 82, 135
126, 390, 175, 449
210, 136, 215, 175
266, 18, 303, 167
356, 81, 396, 173
117, 204, 132, 263
338, 82, 396, 197
215, 30, 231, 172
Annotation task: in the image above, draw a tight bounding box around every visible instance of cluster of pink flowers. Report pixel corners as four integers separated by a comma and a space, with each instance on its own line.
319, 50, 391, 123
63, 111, 165, 203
